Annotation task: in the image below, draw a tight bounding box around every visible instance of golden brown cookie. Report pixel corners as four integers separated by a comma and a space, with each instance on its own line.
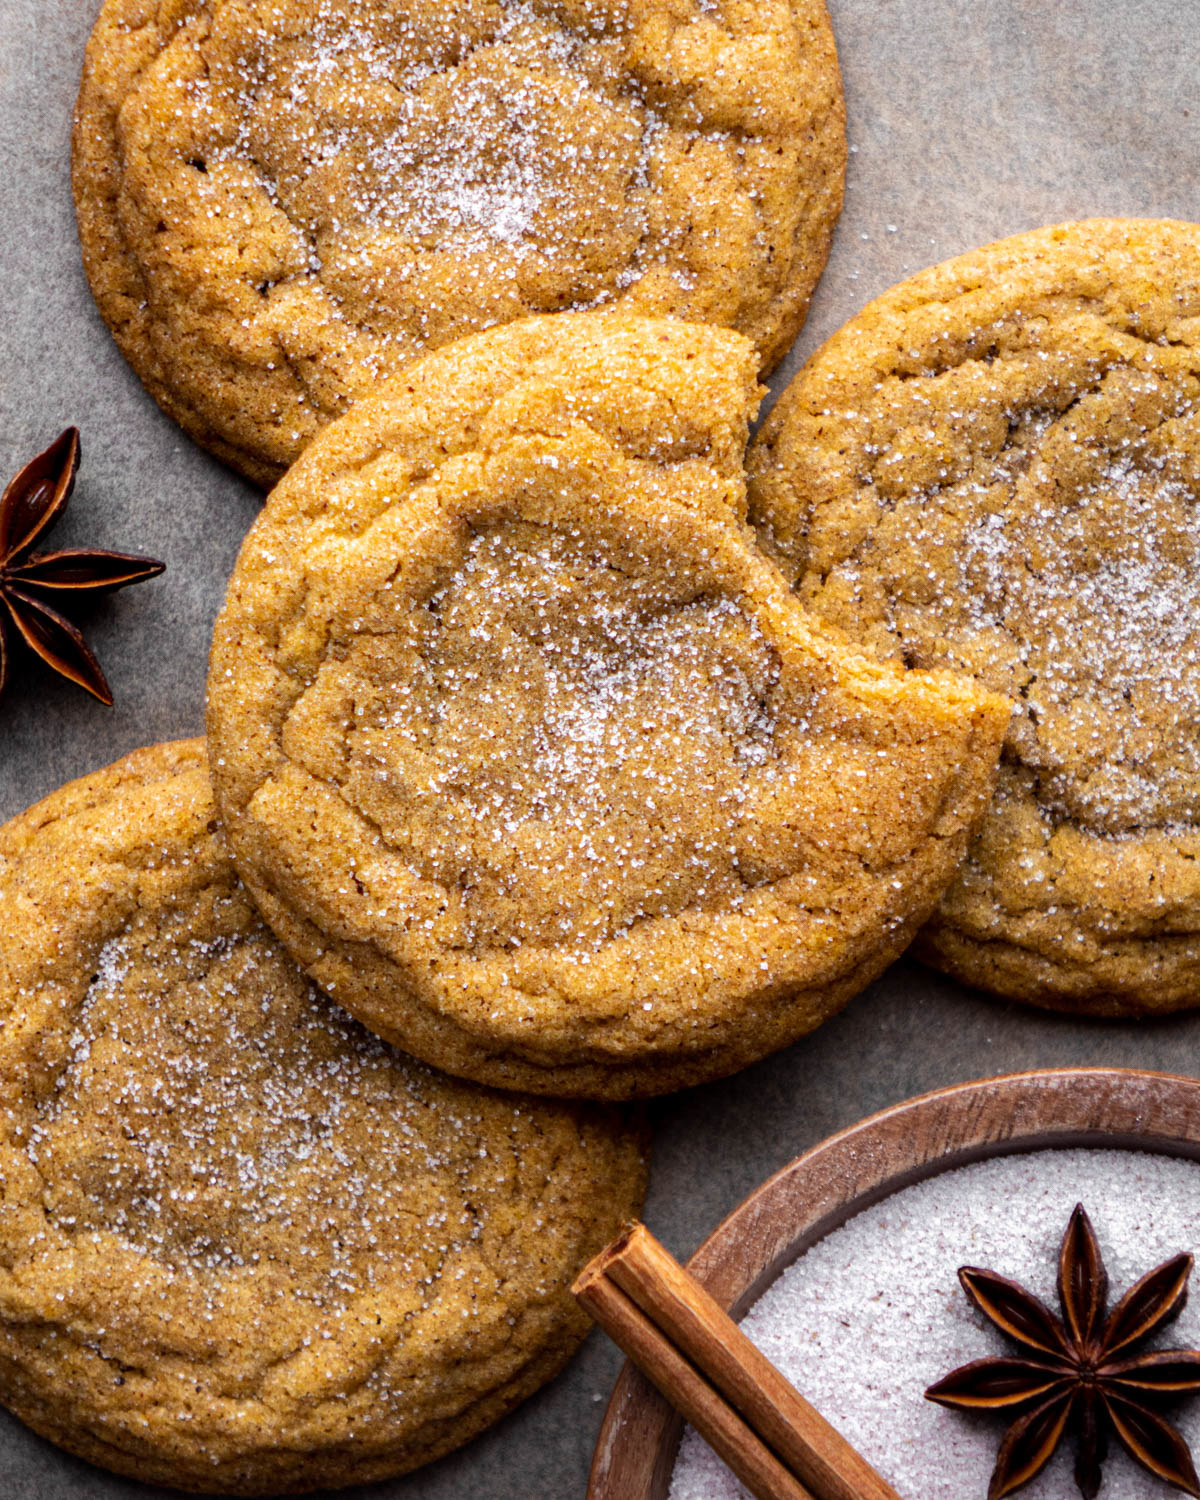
72, 0, 845, 487
207, 313, 1010, 1098
0, 738, 646, 1493
748, 218, 1200, 1016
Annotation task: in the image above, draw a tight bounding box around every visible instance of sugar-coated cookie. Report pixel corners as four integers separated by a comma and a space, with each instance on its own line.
0, 739, 646, 1492
207, 313, 1010, 1097
73, 0, 845, 485
749, 219, 1200, 1015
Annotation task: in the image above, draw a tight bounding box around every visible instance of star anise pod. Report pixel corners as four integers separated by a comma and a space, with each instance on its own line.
927, 1204, 1200, 1498
0, 428, 164, 705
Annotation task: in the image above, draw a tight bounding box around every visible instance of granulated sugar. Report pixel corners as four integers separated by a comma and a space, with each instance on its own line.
374, 524, 784, 951
224, 1, 652, 267
22, 911, 509, 1309
191, 0, 684, 321
956, 444, 1200, 828
669, 1149, 1200, 1499
784, 344, 1200, 841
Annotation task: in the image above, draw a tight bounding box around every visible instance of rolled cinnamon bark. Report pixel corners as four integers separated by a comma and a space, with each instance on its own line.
575, 1223, 902, 1500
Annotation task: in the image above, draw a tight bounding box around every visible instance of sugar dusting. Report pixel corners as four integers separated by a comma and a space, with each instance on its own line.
958, 453, 1200, 827
831, 376, 1200, 834
23, 903, 524, 1310
668, 1148, 1200, 1500
357, 524, 784, 951
357, 10, 650, 258
196, 0, 679, 305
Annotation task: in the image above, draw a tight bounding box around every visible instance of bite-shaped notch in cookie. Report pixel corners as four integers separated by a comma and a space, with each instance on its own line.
749, 218, 1200, 1015
73, 0, 845, 484
0, 740, 646, 1493
208, 314, 1010, 1098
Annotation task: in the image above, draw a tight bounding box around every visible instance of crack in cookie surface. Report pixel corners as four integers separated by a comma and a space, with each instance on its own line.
331, 521, 783, 952
803, 368, 1200, 834
25, 899, 475, 1303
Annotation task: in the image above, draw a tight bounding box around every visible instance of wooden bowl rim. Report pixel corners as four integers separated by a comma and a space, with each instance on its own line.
587, 1065, 1200, 1500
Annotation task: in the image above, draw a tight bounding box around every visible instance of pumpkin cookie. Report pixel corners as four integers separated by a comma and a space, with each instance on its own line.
207, 313, 1010, 1098
73, 0, 845, 487
0, 738, 646, 1493
748, 219, 1200, 1016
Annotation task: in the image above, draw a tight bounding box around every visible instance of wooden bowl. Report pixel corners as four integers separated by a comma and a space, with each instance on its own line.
587, 1066, 1200, 1499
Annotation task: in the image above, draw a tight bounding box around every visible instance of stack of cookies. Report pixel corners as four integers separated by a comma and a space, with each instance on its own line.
0, 0, 1195, 1490
0, 303, 1012, 1489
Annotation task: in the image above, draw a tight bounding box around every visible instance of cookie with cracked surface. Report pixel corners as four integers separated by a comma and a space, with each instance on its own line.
0, 737, 647, 1494
748, 218, 1200, 1016
72, 0, 845, 487
206, 312, 1010, 1098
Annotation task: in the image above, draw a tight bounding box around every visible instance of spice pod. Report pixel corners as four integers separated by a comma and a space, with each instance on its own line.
589, 1067, 1200, 1500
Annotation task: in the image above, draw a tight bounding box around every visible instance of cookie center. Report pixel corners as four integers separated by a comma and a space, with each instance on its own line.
963, 449, 1200, 823
207, 0, 653, 321
23, 893, 487, 1304
348, 524, 781, 950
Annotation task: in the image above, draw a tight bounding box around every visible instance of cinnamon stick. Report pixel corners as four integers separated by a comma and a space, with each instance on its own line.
574, 1222, 902, 1500
575, 1262, 814, 1500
